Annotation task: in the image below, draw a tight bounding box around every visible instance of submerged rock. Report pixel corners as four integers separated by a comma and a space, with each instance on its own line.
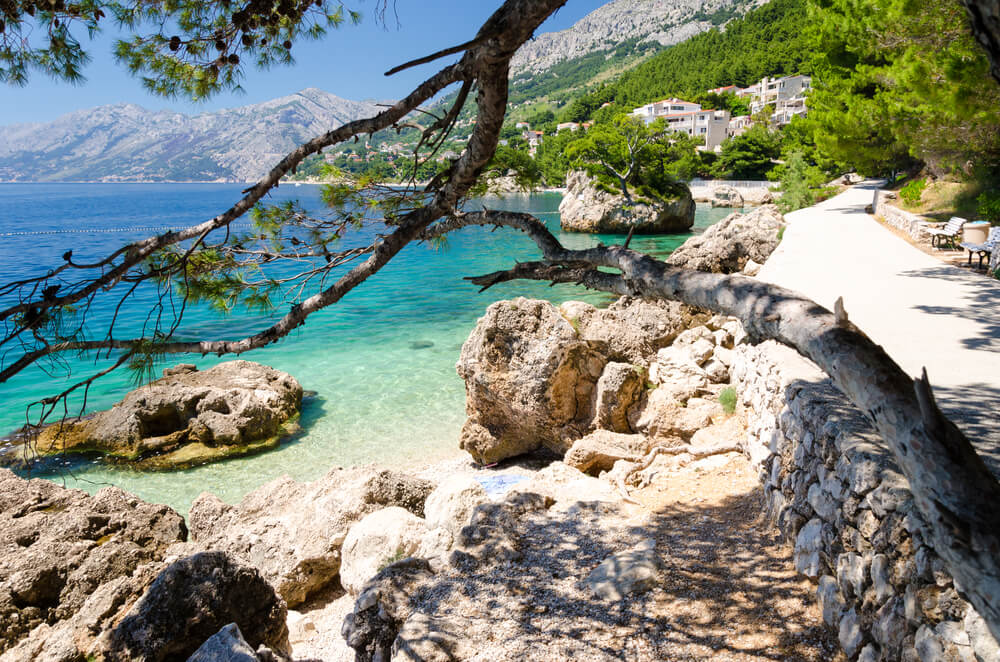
17, 360, 303, 470
558, 170, 695, 234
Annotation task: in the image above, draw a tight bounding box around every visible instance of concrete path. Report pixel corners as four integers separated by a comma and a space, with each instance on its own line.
757, 182, 1000, 474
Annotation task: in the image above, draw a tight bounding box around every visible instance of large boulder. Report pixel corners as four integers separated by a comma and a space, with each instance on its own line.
104, 552, 289, 662
423, 476, 490, 537
0, 469, 187, 657
340, 508, 430, 595
456, 298, 607, 464
188, 467, 434, 607
557, 297, 709, 366
558, 170, 695, 234
666, 204, 784, 274
709, 185, 744, 208
20, 361, 303, 470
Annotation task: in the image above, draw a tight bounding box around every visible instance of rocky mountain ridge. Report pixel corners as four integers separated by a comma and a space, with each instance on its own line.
511, 0, 762, 74
0, 88, 379, 182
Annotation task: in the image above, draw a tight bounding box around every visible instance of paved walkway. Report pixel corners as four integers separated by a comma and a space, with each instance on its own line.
757, 182, 1000, 474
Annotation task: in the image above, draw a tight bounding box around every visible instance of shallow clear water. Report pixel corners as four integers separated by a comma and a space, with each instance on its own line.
0, 183, 736, 513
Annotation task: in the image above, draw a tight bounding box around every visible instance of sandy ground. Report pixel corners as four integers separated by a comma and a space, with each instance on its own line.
289, 452, 844, 661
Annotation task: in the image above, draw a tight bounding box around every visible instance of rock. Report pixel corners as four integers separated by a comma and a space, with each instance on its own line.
391, 612, 472, 662
0, 469, 187, 657
564, 430, 649, 475
817, 575, 845, 627
742, 258, 762, 276
915, 623, 977, 662
22, 361, 303, 469
666, 205, 785, 274
709, 185, 744, 208
857, 644, 881, 662
340, 508, 430, 595
836, 552, 868, 600
591, 361, 645, 432
423, 476, 490, 537
286, 610, 317, 646
187, 623, 261, 662
630, 387, 719, 442
964, 608, 1000, 662
559, 170, 695, 234
687, 411, 742, 449
106, 551, 289, 662
794, 518, 828, 577
648, 345, 711, 401
559, 296, 709, 365
839, 609, 864, 658
510, 462, 620, 505
586, 538, 659, 600
456, 298, 607, 464
341, 558, 435, 662
741, 188, 776, 205
188, 466, 434, 607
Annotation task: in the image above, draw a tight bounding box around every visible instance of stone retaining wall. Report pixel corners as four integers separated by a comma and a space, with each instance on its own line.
872, 190, 932, 242
731, 341, 999, 662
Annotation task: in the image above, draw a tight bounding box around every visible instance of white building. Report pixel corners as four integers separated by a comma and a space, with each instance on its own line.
727, 114, 752, 137
631, 98, 731, 150
631, 98, 702, 124
744, 75, 811, 125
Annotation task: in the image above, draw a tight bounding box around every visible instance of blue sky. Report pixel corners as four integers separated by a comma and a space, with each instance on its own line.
0, 0, 607, 125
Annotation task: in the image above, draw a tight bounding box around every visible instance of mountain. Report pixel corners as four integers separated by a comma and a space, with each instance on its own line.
0, 89, 380, 182
511, 0, 762, 76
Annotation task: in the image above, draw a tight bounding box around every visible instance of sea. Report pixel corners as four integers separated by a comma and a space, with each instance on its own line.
0, 183, 736, 513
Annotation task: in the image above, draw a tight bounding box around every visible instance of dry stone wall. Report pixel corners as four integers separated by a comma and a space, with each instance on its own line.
872, 191, 932, 242
731, 341, 999, 662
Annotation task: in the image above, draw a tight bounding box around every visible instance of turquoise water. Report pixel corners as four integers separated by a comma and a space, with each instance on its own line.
0, 184, 735, 513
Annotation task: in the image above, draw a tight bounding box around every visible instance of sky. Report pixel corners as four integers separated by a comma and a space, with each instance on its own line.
0, 0, 609, 126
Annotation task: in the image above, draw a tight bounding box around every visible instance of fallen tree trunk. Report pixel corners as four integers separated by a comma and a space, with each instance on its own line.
442, 209, 1000, 643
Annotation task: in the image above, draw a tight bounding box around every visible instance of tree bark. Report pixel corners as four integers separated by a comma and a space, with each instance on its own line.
961, 0, 1000, 82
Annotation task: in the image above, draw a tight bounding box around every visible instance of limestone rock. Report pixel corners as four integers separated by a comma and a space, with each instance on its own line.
630, 387, 719, 443
741, 188, 775, 205
186, 623, 261, 662
188, 466, 434, 607
341, 558, 435, 662
558, 170, 695, 234
510, 462, 621, 505
709, 185, 744, 208
0, 469, 187, 657
340, 508, 430, 595
586, 538, 659, 600
456, 298, 607, 464
666, 205, 785, 273
423, 476, 490, 538
648, 345, 711, 401
106, 551, 289, 662
558, 296, 708, 365
564, 430, 649, 475
591, 362, 645, 432
22, 361, 302, 469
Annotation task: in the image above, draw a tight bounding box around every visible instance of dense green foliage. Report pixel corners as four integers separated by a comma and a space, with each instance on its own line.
712, 125, 781, 179
562, 115, 698, 201
899, 178, 927, 207
2, 0, 360, 98
806, 0, 1000, 177
568, 0, 811, 119
978, 191, 1000, 224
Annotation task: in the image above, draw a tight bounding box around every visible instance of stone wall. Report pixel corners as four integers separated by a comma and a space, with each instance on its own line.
872, 190, 932, 242
731, 341, 999, 662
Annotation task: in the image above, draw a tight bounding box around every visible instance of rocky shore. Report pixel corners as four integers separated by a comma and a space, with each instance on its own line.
2, 201, 996, 662
558, 170, 695, 234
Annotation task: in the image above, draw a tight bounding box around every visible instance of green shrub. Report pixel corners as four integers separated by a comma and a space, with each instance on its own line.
977, 190, 1000, 225
899, 178, 927, 207
719, 387, 738, 415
